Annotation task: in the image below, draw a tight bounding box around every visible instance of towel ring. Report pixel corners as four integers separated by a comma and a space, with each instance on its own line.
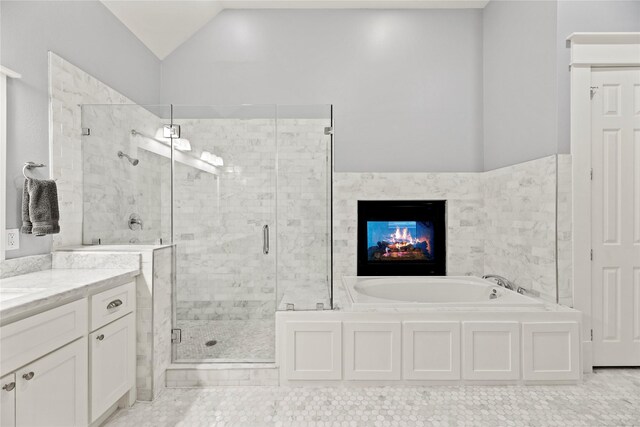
22, 162, 46, 179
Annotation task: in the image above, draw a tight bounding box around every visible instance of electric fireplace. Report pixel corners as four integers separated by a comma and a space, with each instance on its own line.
357, 200, 446, 276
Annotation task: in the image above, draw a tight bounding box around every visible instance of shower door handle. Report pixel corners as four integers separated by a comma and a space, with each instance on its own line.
263, 225, 270, 255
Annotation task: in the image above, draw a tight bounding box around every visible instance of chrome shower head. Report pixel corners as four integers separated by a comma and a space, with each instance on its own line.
118, 151, 139, 166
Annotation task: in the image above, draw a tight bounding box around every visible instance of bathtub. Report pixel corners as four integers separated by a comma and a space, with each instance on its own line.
277, 274, 581, 385
343, 276, 544, 310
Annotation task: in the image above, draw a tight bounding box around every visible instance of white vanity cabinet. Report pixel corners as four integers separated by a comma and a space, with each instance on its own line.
0, 279, 137, 427
0, 374, 15, 427
89, 314, 135, 422
88, 281, 136, 423
15, 338, 87, 427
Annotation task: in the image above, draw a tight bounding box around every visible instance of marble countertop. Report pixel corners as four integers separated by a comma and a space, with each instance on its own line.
0, 267, 139, 324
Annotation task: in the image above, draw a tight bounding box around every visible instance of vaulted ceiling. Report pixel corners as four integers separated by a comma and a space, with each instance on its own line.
101, 0, 489, 59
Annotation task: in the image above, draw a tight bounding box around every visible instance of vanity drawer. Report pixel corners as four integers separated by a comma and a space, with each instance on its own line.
0, 298, 87, 377
90, 282, 135, 331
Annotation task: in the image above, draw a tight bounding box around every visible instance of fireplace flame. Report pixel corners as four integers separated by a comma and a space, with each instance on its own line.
391, 227, 415, 245
385, 226, 431, 255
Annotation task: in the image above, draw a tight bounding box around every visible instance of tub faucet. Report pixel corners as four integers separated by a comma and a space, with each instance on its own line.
481, 274, 515, 290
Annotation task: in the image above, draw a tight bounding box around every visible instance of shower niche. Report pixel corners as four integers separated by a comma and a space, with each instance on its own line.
357, 200, 446, 276
80, 103, 333, 364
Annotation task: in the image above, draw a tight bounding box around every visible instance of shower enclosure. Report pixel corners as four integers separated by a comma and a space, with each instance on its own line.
81, 103, 333, 363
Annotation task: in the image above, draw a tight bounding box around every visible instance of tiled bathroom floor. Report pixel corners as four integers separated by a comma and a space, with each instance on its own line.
175, 319, 275, 362
106, 368, 640, 427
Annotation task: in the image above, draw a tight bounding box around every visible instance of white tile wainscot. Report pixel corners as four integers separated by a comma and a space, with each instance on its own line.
276, 308, 582, 385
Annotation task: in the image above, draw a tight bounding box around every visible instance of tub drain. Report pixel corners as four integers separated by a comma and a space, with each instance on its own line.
205, 340, 217, 347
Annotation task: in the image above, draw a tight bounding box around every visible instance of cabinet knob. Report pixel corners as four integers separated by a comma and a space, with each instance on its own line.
96, 334, 105, 341
2, 382, 15, 391
22, 372, 34, 381
107, 299, 123, 309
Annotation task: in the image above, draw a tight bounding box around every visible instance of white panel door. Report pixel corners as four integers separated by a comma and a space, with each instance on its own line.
344, 322, 401, 380
402, 322, 461, 380
591, 67, 640, 366
15, 337, 87, 427
0, 374, 15, 427
90, 313, 135, 422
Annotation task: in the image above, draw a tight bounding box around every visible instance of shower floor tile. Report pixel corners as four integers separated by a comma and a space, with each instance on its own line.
175, 319, 274, 362
105, 368, 640, 427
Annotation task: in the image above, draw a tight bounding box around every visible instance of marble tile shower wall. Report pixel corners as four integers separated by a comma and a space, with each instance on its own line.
170, 118, 331, 319
483, 156, 558, 302
81, 105, 170, 245
172, 119, 277, 321
51, 53, 171, 249
50, 53, 130, 248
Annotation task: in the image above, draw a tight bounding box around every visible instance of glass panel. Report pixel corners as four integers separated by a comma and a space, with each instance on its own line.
171, 104, 277, 363
80, 104, 172, 245
276, 105, 333, 311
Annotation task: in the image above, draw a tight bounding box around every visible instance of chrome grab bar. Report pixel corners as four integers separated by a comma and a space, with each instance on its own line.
263, 225, 269, 255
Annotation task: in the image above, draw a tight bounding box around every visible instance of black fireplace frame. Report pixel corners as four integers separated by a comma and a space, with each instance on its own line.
357, 200, 446, 276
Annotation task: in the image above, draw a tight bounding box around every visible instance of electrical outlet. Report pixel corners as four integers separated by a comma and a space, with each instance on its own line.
6, 229, 19, 251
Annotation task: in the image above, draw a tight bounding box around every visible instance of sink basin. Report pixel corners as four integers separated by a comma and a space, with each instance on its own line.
0, 288, 47, 302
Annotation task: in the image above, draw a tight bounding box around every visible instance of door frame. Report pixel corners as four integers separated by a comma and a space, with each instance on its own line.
568, 32, 640, 372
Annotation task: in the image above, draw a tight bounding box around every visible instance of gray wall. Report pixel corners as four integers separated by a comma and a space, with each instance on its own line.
556, 0, 640, 154
482, 1, 558, 171
482, 0, 640, 168
4, 1, 638, 259
160, 9, 484, 172
1, 1, 160, 258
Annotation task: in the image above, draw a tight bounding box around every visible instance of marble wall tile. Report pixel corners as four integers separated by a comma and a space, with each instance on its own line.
170, 118, 332, 318
135, 250, 159, 401
171, 118, 277, 321
152, 246, 174, 398
49, 53, 131, 249
332, 172, 486, 289
165, 366, 279, 387
81, 105, 171, 245
557, 154, 573, 307
333, 162, 561, 306
0, 254, 52, 279
276, 119, 331, 311
52, 251, 141, 270
483, 156, 558, 302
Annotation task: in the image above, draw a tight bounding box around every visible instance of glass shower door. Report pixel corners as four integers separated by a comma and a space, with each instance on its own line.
171, 105, 277, 363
